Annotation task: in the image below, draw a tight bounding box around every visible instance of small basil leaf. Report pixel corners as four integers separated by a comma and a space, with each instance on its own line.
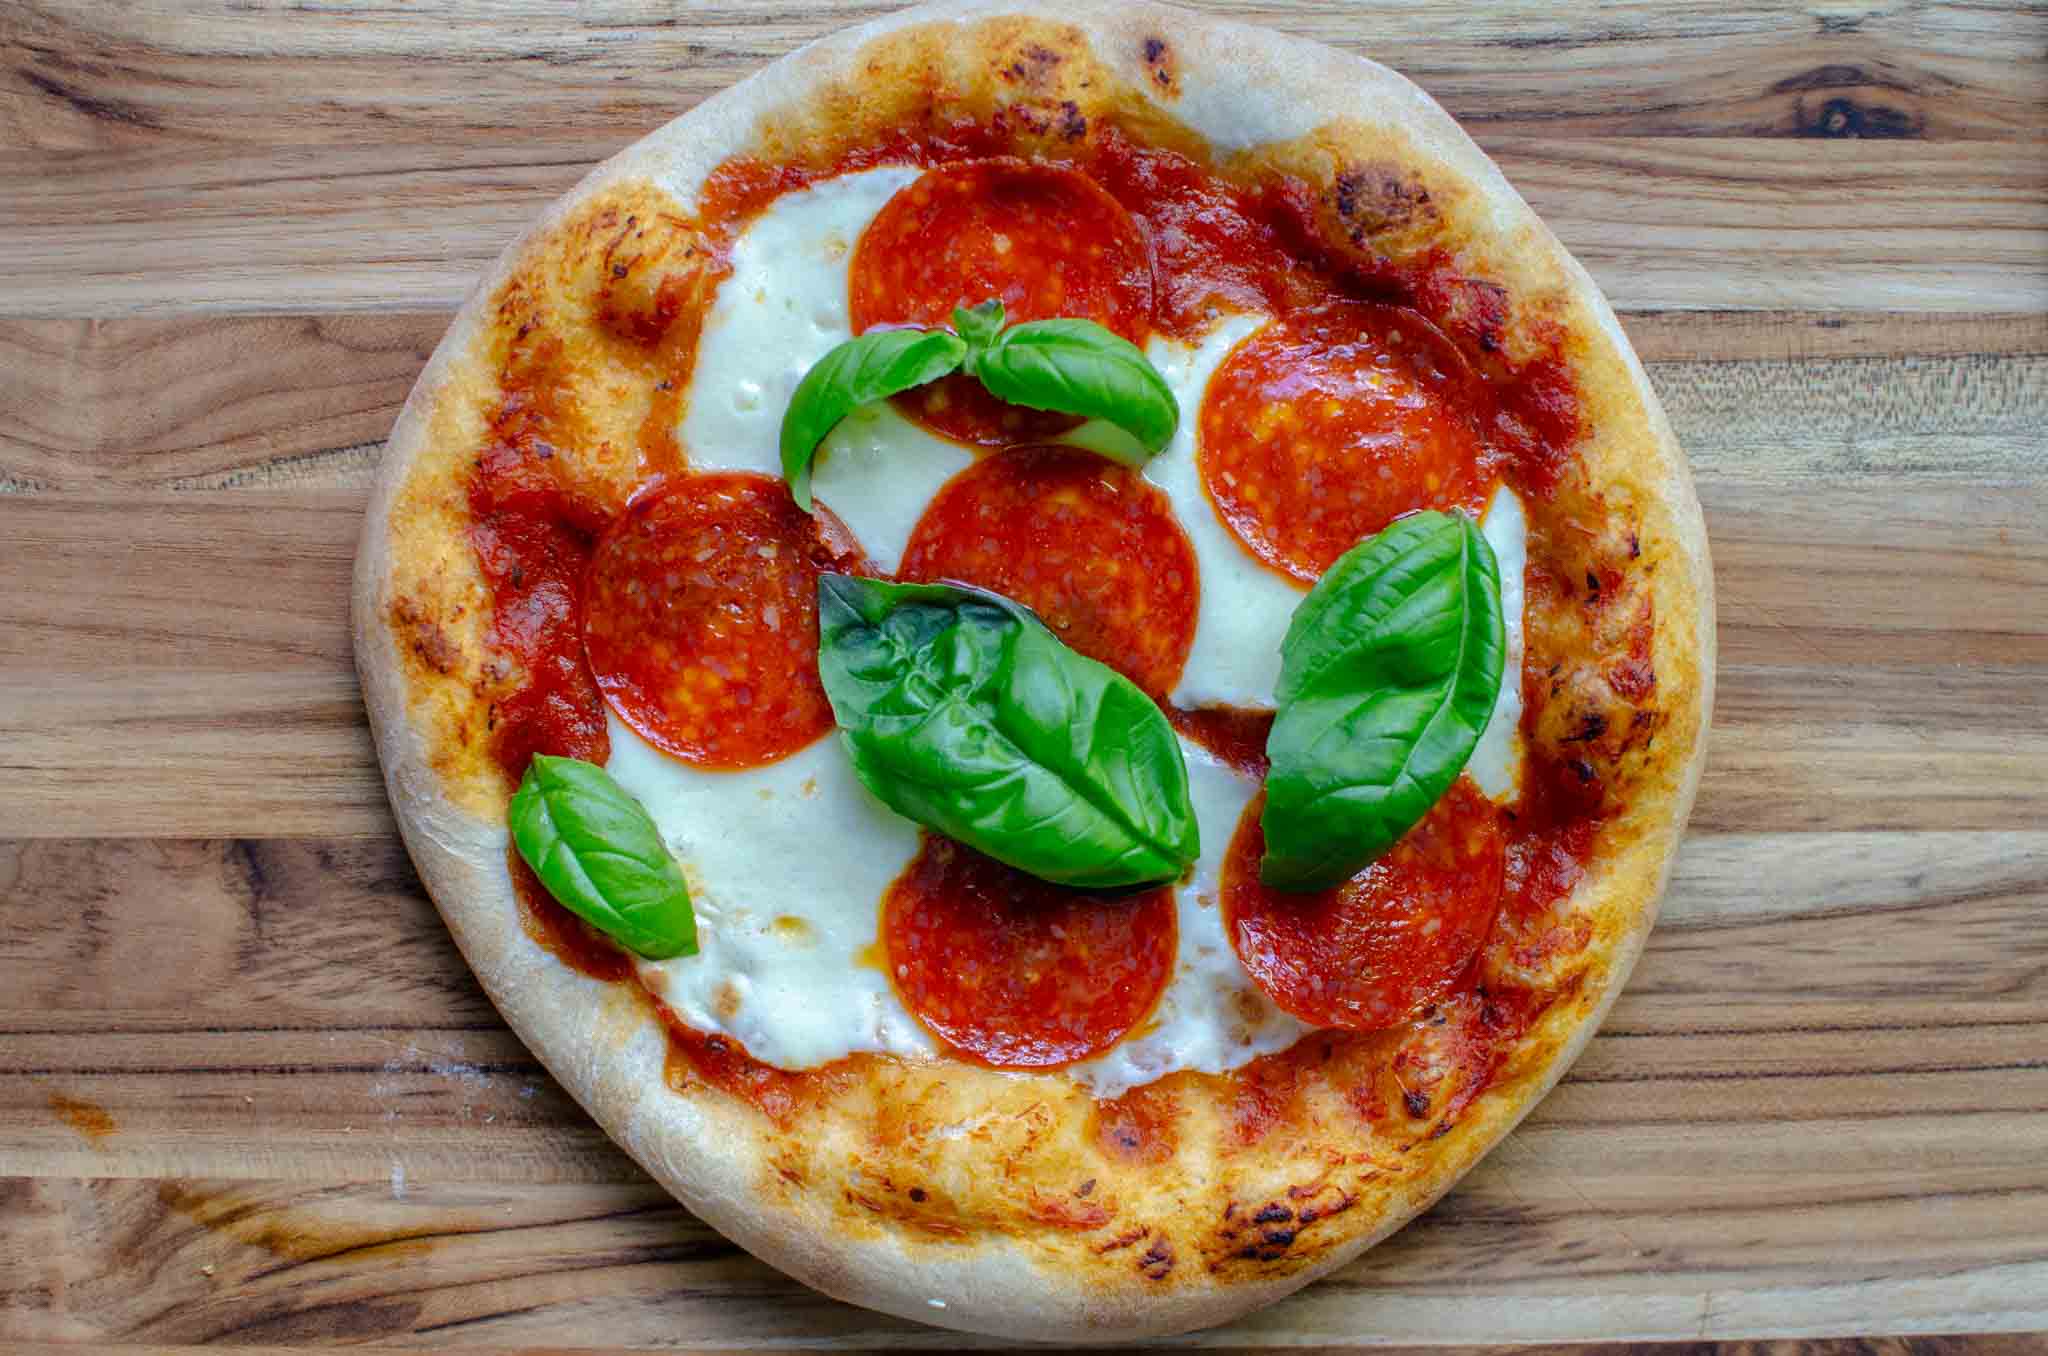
966, 318, 1179, 466
509, 754, 698, 959
951, 299, 1006, 353
1260, 510, 1505, 892
779, 327, 968, 511
817, 573, 1199, 890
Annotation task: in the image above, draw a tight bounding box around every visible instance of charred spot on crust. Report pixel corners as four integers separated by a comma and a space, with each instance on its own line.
1524, 497, 1667, 805
392, 596, 461, 675
1403, 1087, 1432, 1118
1002, 99, 1087, 143
1438, 275, 1511, 355
1333, 164, 1435, 242
1141, 35, 1177, 93
1137, 1234, 1176, 1279
1003, 41, 1064, 86
1211, 1186, 1358, 1268
596, 212, 711, 346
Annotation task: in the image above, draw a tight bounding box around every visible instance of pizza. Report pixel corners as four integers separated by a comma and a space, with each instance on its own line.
352, 0, 1712, 1339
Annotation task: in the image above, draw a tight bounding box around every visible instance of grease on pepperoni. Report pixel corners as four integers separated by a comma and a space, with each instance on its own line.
849, 158, 1154, 447
582, 472, 865, 769
898, 446, 1198, 696
883, 834, 1176, 1069
1200, 301, 1493, 582
1222, 780, 1507, 1031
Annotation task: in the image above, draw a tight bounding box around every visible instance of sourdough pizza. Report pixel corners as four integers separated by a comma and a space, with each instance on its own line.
353, 0, 1712, 1338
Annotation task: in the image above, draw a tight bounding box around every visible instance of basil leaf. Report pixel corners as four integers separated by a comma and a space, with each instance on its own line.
965, 318, 1179, 467
779, 327, 968, 511
1260, 511, 1505, 891
817, 573, 1199, 890
509, 755, 698, 959
951, 299, 1005, 352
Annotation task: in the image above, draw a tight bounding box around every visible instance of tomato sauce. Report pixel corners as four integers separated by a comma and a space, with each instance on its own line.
464, 100, 1604, 1125
1092, 1081, 1181, 1165
509, 845, 633, 984
468, 410, 612, 784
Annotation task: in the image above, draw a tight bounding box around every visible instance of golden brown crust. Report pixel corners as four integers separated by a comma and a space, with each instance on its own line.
353, 0, 1712, 1338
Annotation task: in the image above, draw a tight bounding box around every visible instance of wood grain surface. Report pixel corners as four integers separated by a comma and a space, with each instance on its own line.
2, 1, 2045, 1350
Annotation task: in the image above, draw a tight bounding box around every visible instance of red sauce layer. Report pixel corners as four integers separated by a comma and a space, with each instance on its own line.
468, 414, 611, 783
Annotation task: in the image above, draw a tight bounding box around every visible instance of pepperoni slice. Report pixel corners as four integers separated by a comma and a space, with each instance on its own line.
883, 835, 1176, 1069
1200, 301, 1493, 582
1221, 780, 1507, 1031
582, 472, 865, 769
850, 158, 1154, 447
897, 446, 1198, 696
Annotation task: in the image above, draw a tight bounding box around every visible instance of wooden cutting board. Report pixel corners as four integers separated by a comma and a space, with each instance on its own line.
2, 2, 2044, 1351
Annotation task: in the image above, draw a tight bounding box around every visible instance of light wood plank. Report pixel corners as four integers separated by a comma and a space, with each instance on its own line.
4, 0, 2043, 149
3, 137, 2039, 317
1622, 309, 2048, 363
3, 1346, 2043, 1356
3, 314, 2042, 491
2, 0, 2044, 1348
0, 839, 493, 1031
2, 1347, 2043, 1356
3, 831, 2039, 1186
0, 315, 434, 492
3, 1117, 2043, 1348
4, 1347, 2045, 1356
5, 476, 2043, 838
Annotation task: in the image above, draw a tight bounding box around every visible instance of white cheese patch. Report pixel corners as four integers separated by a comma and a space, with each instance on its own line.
1069, 740, 1308, 1098
1467, 483, 1528, 801
1143, 315, 1304, 710
680, 164, 969, 573
610, 712, 935, 1068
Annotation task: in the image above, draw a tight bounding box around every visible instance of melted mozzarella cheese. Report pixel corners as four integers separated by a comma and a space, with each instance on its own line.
613, 168, 1533, 1086
1144, 316, 1304, 710
679, 165, 969, 573
1070, 741, 1308, 1098
613, 711, 935, 1068
1467, 484, 1528, 800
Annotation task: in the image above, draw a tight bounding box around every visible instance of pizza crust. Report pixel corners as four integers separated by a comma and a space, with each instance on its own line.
354, 0, 1713, 1338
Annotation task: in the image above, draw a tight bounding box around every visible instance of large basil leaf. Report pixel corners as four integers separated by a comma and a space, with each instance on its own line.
816, 574, 1198, 890
509, 755, 698, 959
779, 327, 968, 511
963, 309, 1179, 467
1260, 510, 1505, 891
